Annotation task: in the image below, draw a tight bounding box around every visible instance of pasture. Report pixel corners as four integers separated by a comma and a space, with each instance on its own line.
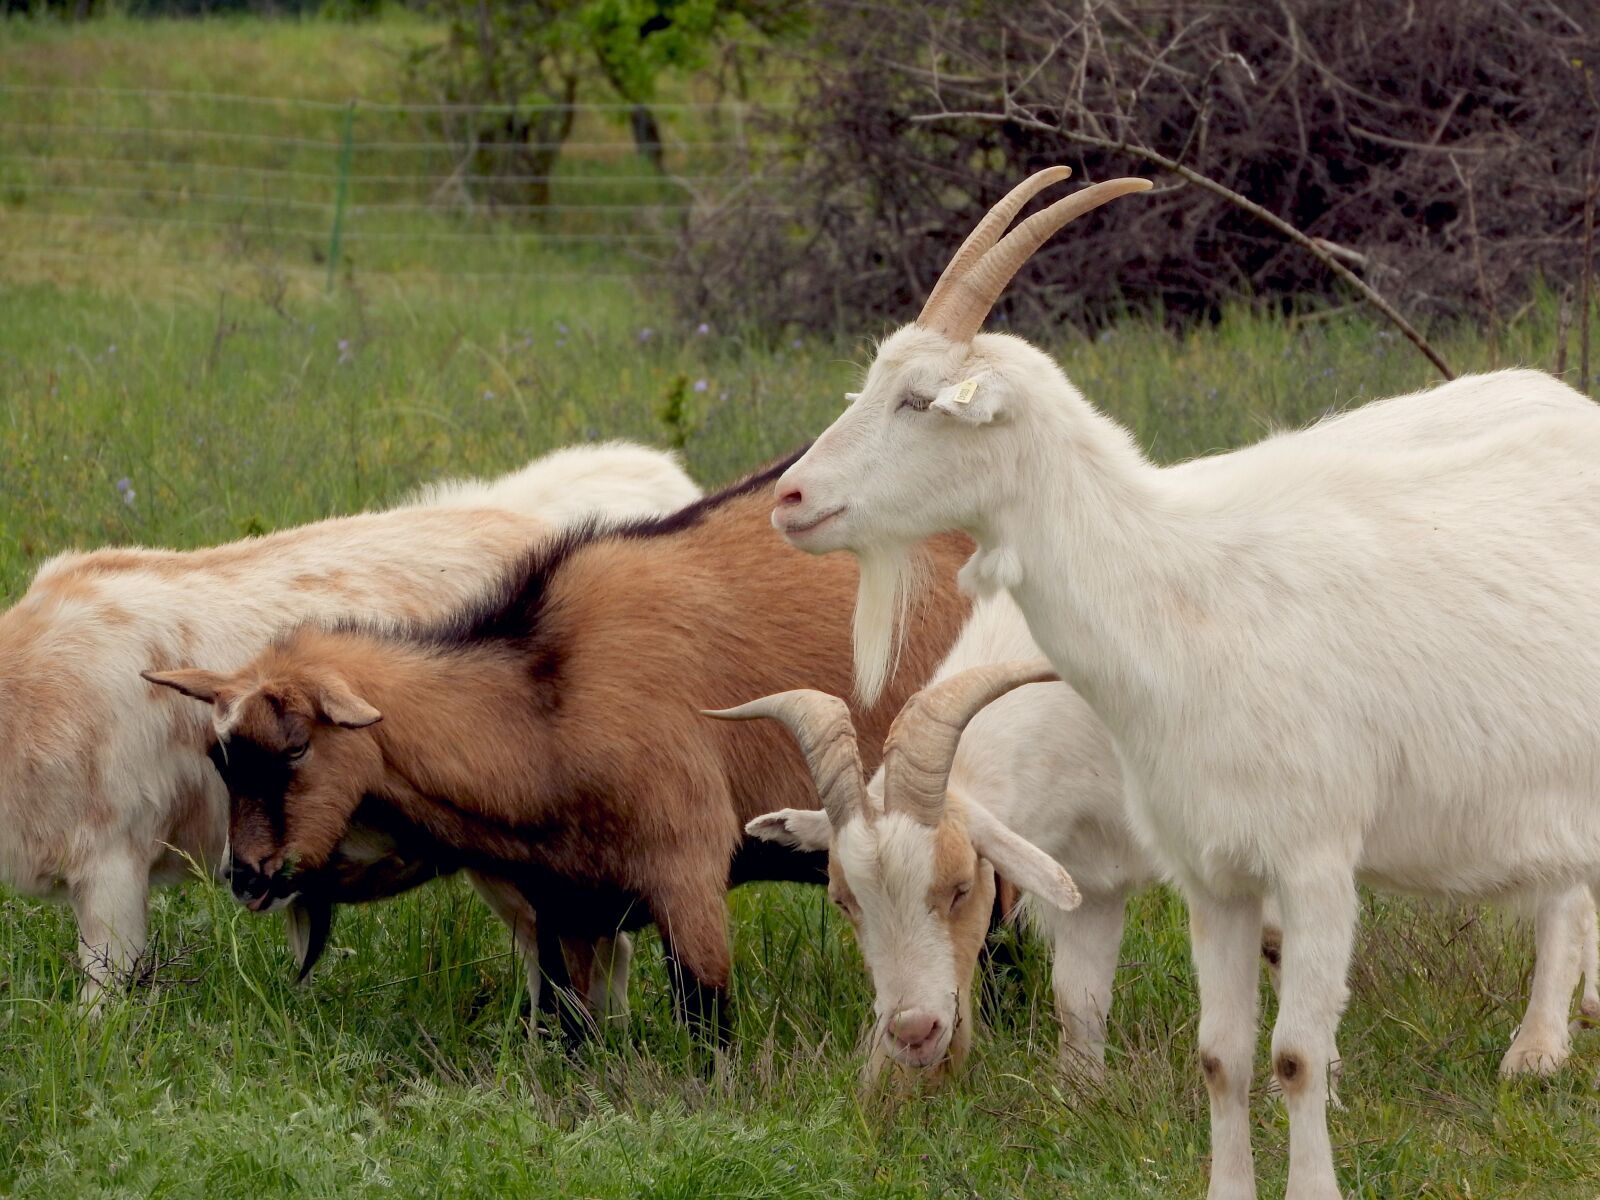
2, 14, 1599, 1199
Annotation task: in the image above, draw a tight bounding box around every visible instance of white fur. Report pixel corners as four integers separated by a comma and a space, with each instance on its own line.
0, 442, 699, 1002
778, 334, 1600, 1200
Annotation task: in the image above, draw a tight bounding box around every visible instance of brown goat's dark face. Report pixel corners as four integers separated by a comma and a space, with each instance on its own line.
144, 663, 382, 912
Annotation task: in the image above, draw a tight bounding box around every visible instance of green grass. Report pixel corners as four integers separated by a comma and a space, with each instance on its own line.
3, 11, 1600, 1199
4, 275, 1599, 1199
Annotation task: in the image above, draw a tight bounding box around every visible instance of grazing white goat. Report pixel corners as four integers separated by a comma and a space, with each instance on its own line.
770, 165, 1600, 1200
729, 595, 1597, 1085
0, 441, 699, 1006
722, 592, 1147, 1079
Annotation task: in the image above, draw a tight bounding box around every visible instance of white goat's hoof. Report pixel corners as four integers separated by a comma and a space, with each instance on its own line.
1499, 1036, 1569, 1077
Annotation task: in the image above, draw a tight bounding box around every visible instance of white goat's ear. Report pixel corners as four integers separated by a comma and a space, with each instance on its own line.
746, 809, 832, 851
931, 376, 1003, 425
966, 805, 1080, 912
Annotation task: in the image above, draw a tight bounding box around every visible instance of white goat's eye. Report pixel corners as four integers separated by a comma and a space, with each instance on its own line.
897, 390, 933, 413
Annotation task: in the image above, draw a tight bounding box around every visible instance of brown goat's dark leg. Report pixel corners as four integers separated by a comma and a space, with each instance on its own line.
655, 884, 733, 1048
534, 918, 591, 1044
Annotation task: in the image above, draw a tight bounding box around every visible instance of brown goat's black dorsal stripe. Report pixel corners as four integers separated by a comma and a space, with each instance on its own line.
307, 445, 809, 655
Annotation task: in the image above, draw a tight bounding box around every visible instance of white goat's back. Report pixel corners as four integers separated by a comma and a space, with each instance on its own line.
408, 440, 699, 527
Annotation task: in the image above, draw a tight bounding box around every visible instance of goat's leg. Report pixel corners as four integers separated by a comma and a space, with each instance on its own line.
580, 932, 633, 1021
1272, 865, 1357, 1200
1047, 890, 1127, 1080
1261, 892, 1343, 1108
69, 846, 150, 1011
467, 871, 542, 1014
530, 915, 595, 1042
1502, 885, 1586, 1075
653, 879, 733, 1047
1188, 886, 1262, 1200
1579, 884, 1600, 1027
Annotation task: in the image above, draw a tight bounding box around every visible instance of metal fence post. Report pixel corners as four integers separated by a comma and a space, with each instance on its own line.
326, 100, 355, 291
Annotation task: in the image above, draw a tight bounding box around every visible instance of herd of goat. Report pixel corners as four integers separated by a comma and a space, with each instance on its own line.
4, 166, 1600, 1198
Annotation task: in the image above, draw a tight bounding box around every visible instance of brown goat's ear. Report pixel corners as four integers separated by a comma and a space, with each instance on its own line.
314, 676, 382, 729
143, 668, 230, 706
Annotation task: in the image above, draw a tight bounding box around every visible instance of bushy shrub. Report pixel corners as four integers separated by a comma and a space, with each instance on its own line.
672, 0, 1600, 336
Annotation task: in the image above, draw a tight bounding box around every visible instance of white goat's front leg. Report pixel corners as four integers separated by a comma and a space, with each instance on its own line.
1501, 886, 1587, 1075
1271, 866, 1357, 1200
1048, 890, 1127, 1079
467, 872, 542, 1013
1189, 888, 1263, 1200
1261, 894, 1342, 1109
69, 847, 150, 1010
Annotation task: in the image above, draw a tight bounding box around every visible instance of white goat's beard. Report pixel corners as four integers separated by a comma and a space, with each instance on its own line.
852, 544, 917, 707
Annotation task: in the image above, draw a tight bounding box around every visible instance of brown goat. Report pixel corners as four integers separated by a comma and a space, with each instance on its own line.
147, 452, 972, 1040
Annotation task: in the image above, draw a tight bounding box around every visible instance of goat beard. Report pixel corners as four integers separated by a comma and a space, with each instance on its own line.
852, 543, 919, 708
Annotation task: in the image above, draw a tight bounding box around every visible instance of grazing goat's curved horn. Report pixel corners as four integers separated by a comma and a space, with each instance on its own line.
704, 691, 866, 826
919, 166, 1072, 332
923, 176, 1154, 345
883, 659, 1059, 826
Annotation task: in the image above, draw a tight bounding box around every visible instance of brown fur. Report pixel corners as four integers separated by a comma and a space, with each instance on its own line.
163, 461, 972, 1038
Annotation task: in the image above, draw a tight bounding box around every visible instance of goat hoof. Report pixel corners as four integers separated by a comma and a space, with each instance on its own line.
1499, 1038, 1569, 1077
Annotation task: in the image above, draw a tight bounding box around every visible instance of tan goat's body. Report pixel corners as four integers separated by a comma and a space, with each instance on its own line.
0, 442, 701, 1001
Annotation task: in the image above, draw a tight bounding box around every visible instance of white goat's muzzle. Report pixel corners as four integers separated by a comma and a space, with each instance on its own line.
882, 1004, 954, 1069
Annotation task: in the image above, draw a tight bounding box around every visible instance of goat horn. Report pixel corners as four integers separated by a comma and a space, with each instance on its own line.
704, 691, 867, 827
882, 659, 1059, 826
918, 166, 1073, 332
921, 176, 1154, 345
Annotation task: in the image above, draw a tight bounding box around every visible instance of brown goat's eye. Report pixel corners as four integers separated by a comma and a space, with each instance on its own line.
948, 882, 972, 914
897, 390, 933, 412
286, 743, 309, 762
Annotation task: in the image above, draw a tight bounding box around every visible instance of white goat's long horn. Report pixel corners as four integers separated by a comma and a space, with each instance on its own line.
918, 166, 1072, 331
882, 659, 1059, 826
920, 175, 1154, 345
704, 691, 866, 827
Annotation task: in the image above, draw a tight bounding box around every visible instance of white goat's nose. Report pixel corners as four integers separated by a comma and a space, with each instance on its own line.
888, 1009, 941, 1049
776, 482, 804, 508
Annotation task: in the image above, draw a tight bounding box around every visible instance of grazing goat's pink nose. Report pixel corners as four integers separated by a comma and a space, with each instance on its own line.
888, 1009, 941, 1049
777, 485, 804, 507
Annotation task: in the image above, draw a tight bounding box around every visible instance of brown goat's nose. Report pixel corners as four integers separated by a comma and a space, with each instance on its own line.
777, 485, 804, 507
888, 1009, 941, 1050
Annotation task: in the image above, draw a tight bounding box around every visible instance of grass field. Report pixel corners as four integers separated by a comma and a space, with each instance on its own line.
3, 13, 1600, 1200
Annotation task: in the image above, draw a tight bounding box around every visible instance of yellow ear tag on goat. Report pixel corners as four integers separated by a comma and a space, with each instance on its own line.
942, 378, 980, 406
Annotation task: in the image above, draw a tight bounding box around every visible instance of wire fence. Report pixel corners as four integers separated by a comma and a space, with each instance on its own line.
0, 83, 794, 291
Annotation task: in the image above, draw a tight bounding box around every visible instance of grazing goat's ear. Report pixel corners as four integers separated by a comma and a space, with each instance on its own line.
746, 809, 832, 851
142, 667, 230, 706
314, 677, 382, 729
931, 375, 1004, 426
966, 805, 1080, 913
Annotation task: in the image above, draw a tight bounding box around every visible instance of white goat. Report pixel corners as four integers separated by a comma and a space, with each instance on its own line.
722, 592, 1146, 1079
770, 166, 1600, 1200
0, 441, 699, 1007
730, 594, 1597, 1084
